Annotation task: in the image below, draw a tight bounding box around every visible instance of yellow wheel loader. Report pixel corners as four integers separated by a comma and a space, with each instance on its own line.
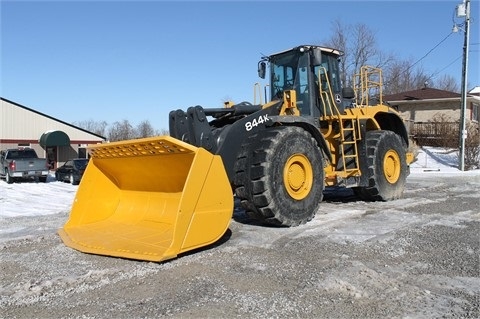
59, 45, 413, 262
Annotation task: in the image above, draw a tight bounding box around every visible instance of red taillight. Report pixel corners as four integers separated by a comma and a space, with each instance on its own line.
9, 161, 15, 171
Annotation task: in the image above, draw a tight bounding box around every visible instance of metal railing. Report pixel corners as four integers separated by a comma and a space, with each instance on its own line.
411, 122, 459, 147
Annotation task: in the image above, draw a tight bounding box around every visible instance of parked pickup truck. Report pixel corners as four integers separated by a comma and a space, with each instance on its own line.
0, 148, 49, 183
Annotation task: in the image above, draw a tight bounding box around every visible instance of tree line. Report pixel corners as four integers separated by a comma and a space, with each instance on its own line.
73, 119, 168, 142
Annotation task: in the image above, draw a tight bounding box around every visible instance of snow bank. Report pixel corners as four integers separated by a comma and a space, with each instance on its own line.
0, 174, 77, 218
410, 147, 480, 177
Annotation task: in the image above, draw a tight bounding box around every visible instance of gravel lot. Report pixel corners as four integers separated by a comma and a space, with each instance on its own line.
1, 174, 479, 318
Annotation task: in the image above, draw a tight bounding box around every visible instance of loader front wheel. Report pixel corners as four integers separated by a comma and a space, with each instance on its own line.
283, 153, 314, 200
356, 130, 407, 201
234, 126, 324, 227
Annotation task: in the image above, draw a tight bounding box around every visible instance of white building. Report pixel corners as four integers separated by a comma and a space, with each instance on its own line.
1, 97, 106, 169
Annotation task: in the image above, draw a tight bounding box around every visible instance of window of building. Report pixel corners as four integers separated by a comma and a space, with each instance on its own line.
472, 102, 479, 123
78, 146, 87, 158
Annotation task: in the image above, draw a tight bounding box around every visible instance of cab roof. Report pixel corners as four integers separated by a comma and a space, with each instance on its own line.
268, 45, 343, 58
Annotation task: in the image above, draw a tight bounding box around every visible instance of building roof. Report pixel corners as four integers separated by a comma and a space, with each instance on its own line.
469, 86, 480, 96
1, 97, 106, 140
383, 87, 461, 102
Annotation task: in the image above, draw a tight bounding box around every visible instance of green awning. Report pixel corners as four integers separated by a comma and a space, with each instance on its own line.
39, 130, 70, 147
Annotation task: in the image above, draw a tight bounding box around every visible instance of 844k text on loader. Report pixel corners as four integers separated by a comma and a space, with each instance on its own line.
59, 45, 414, 262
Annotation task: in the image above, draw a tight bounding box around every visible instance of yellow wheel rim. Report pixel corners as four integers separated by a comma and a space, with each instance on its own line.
283, 154, 313, 200
383, 149, 401, 184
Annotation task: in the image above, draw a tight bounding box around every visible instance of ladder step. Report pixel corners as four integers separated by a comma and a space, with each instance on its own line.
339, 119, 360, 173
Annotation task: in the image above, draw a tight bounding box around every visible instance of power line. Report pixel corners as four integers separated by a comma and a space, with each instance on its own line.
408, 32, 455, 72
429, 55, 462, 80
429, 45, 479, 80
385, 31, 455, 87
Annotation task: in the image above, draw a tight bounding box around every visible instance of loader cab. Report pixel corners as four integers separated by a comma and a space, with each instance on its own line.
260, 45, 345, 117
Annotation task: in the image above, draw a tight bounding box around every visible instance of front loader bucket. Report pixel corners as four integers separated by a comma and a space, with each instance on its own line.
58, 136, 233, 262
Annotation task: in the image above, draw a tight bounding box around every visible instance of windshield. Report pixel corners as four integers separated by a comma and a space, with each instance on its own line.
268, 47, 342, 117
270, 50, 302, 99
73, 159, 89, 169
6, 149, 37, 159
313, 53, 341, 94
269, 49, 312, 115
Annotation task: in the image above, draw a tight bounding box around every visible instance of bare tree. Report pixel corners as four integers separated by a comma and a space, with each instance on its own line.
158, 129, 170, 136
434, 74, 460, 92
383, 58, 411, 93
136, 120, 156, 138
328, 20, 349, 86
73, 119, 108, 137
349, 23, 378, 82
383, 57, 435, 94
324, 20, 459, 95
107, 119, 137, 142
326, 21, 382, 87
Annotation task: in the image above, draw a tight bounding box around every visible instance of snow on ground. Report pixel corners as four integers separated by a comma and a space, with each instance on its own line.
410, 146, 480, 176
0, 175, 77, 218
0, 147, 478, 221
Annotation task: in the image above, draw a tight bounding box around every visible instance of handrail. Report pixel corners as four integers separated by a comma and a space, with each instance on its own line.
317, 67, 342, 117
353, 66, 383, 107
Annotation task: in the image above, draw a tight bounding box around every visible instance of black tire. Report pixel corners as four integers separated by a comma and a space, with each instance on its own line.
234, 126, 325, 226
5, 170, 13, 184
71, 174, 80, 185
355, 130, 407, 201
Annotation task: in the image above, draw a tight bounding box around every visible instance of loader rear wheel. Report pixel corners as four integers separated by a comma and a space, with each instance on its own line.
234, 126, 324, 226
355, 130, 407, 201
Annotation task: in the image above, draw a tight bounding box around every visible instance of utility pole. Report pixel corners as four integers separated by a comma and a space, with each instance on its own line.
453, 0, 470, 171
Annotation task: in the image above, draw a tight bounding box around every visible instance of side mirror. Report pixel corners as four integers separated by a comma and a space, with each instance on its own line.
258, 61, 266, 79
342, 87, 355, 99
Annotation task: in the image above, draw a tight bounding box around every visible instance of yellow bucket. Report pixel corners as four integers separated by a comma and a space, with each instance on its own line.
58, 136, 233, 262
